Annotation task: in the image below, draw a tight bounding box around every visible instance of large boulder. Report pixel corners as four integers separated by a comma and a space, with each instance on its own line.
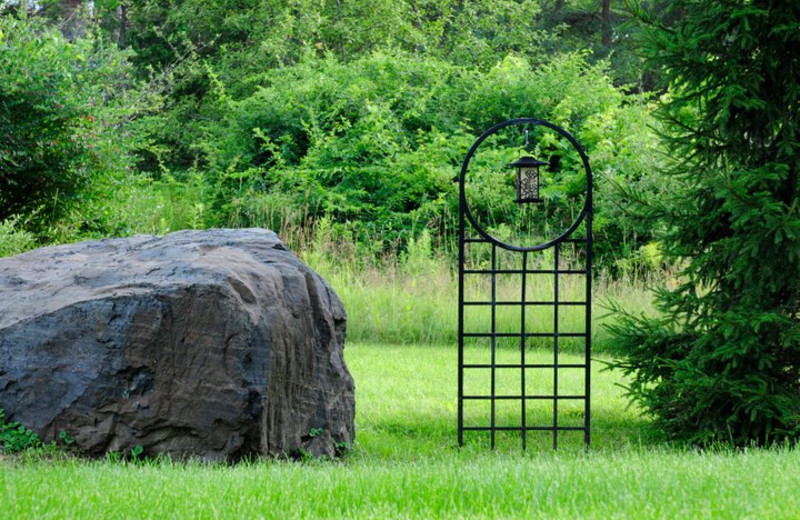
0, 229, 354, 460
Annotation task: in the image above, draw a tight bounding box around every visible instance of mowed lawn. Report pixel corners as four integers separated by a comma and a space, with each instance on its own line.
2, 343, 798, 519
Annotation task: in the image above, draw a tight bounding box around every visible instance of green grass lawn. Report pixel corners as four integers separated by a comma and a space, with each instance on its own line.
2, 343, 798, 519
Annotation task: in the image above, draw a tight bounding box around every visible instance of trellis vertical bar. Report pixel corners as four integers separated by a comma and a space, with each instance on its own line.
457, 211, 465, 448
585, 209, 593, 447
490, 243, 497, 449
520, 251, 528, 450
554, 241, 560, 450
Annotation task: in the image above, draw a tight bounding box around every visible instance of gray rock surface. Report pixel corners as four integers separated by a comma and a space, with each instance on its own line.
0, 229, 354, 460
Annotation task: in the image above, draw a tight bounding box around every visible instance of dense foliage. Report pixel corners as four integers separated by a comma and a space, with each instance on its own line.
0, 1, 662, 270
203, 51, 658, 263
608, 0, 800, 445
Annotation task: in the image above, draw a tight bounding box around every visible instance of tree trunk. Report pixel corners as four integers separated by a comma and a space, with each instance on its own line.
601, 0, 611, 46
118, 2, 128, 47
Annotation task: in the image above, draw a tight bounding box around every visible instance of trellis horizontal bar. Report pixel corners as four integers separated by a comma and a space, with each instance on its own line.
463, 332, 586, 338
462, 301, 587, 306
461, 426, 586, 432
463, 269, 587, 275
462, 395, 586, 400
462, 364, 587, 369
462, 238, 588, 244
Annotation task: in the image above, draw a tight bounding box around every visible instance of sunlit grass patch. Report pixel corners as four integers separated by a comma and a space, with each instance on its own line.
2, 343, 799, 519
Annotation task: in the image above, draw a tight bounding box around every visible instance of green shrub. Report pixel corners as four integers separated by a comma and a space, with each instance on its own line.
0, 17, 140, 240
0, 409, 40, 454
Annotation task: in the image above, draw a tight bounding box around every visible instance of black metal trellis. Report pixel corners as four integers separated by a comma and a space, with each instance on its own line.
457, 118, 593, 450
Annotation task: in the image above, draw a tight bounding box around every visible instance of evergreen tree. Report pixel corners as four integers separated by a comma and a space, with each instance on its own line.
609, 0, 800, 445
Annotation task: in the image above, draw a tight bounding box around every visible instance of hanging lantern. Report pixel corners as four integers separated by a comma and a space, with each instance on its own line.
509, 156, 547, 203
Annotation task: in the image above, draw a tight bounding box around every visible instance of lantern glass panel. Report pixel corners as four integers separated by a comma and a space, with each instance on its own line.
510, 155, 546, 203
516, 166, 540, 203
523, 166, 539, 200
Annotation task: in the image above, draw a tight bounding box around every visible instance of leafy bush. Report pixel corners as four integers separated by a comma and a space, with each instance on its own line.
0, 409, 40, 454
0, 17, 139, 239
198, 50, 661, 265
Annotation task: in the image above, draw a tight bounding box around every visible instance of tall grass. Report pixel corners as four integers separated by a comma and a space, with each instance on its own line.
6, 170, 663, 351
300, 226, 662, 351
116, 173, 210, 236
101, 173, 662, 353
0, 217, 36, 258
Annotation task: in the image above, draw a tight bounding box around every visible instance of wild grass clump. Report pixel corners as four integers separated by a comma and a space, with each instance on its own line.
0, 217, 36, 258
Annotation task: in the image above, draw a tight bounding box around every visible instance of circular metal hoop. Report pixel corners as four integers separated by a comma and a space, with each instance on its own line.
459, 118, 593, 252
